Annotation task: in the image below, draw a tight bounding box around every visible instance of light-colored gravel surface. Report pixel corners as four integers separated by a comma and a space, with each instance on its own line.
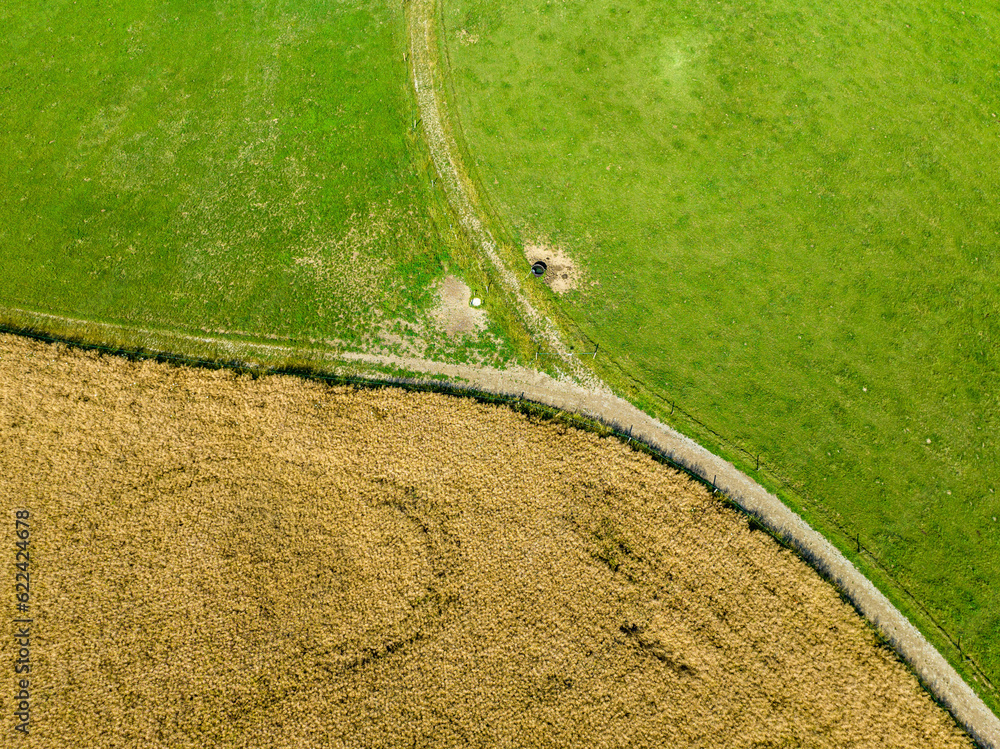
377, 351, 1000, 748
2, 312, 998, 747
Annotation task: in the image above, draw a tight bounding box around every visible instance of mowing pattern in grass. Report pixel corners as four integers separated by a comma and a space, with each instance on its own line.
444, 0, 1000, 708
0, 333, 976, 747
0, 0, 515, 364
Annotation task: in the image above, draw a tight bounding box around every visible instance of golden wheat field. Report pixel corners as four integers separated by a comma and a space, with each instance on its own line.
0, 333, 974, 748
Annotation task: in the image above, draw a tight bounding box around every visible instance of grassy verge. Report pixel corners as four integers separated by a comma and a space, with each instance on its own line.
443, 0, 1000, 716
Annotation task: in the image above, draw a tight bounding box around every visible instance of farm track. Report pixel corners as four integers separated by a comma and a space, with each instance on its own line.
404, 1, 1000, 746
0, 331, 980, 747
0, 0, 995, 743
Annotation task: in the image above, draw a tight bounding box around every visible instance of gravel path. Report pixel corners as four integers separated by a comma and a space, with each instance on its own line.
346, 351, 1000, 748
4, 310, 997, 745
403, 2, 1000, 746
0, 3, 994, 743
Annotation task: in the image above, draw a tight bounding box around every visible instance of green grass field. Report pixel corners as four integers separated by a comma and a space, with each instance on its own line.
444, 0, 1000, 710
0, 0, 519, 365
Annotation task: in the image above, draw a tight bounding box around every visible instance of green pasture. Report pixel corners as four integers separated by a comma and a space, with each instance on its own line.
0, 0, 519, 364
445, 0, 1000, 710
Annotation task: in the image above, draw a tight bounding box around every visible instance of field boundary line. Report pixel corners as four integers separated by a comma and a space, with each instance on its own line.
0, 305, 359, 364
594, 353, 997, 698
3, 1, 996, 737
409, 1, 998, 744
2, 312, 997, 747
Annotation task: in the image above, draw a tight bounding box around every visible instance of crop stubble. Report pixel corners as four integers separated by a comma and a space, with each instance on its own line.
0, 334, 973, 748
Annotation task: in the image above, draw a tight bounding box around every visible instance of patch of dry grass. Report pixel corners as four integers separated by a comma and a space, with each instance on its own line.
430, 275, 488, 337
0, 334, 973, 748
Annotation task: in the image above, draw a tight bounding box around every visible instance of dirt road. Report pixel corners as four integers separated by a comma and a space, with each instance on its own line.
0, 0, 994, 743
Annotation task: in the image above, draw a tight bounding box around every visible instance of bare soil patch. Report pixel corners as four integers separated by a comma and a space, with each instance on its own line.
430, 274, 486, 336
0, 333, 974, 748
524, 241, 582, 294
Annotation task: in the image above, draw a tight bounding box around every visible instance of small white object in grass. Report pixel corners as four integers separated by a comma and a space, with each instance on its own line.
927, 438, 932, 444
863, 387, 867, 392
471, 297, 482, 307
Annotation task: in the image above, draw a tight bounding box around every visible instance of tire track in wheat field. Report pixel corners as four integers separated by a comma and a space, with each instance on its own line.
403, 2, 1000, 746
